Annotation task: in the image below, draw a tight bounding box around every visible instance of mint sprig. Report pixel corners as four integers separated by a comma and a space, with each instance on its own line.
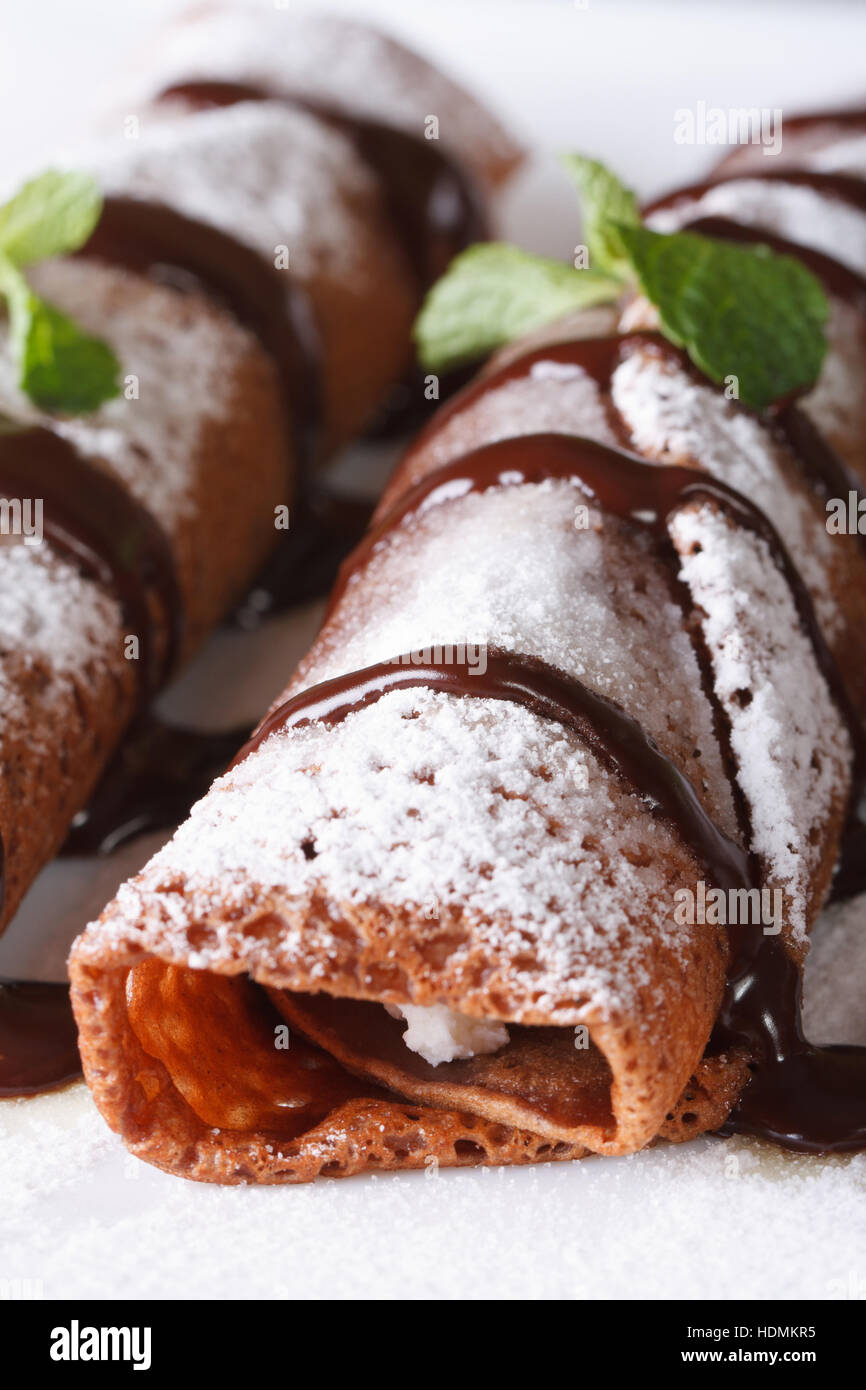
560, 155, 640, 279
0, 171, 120, 413
414, 243, 622, 373
415, 156, 829, 412
617, 224, 828, 410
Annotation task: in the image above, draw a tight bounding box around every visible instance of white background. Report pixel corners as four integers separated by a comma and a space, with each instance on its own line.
1, 0, 865, 1301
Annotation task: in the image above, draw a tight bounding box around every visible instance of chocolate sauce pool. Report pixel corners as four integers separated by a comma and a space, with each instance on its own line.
0, 980, 80, 1098
61, 717, 251, 857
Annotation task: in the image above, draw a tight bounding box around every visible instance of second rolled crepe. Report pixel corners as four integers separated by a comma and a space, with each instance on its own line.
0, 12, 519, 931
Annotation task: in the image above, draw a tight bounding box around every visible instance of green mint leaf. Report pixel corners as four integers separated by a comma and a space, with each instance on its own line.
0, 170, 103, 267
414, 242, 621, 373
615, 224, 829, 410
0, 250, 120, 413
19, 299, 122, 413
561, 155, 640, 278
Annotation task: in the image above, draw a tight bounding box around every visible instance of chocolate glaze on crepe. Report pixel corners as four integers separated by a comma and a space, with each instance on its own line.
645, 168, 866, 225
152, 77, 488, 619
47, 77, 491, 851
639, 136, 866, 903
22, 85, 866, 989
43, 81, 488, 860
256, 122, 866, 1156
230, 411, 866, 1153
0, 419, 181, 710
157, 80, 487, 298
81, 196, 322, 467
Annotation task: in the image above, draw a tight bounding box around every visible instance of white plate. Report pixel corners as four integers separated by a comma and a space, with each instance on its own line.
1, 0, 865, 1301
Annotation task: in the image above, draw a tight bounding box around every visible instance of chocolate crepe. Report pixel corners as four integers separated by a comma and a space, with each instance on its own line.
70, 107, 866, 1179
0, 8, 519, 934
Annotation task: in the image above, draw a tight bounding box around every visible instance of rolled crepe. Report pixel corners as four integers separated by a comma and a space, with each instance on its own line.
70, 113, 866, 1180
712, 106, 866, 179
0, 12, 518, 930
139, 4, 522, 194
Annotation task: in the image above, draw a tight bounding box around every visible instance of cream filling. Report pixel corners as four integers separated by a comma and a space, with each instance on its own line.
386, 1003, 510, 1066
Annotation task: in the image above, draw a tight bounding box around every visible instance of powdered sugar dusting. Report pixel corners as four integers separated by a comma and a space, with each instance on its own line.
113, 682, 707, 1025
671, 506, 851, 938
94, 476, 751, 1023
305, 483, 736, 842
610, 350, 844, 637
809, 131, 866, 177
0, 543, 121, 742
647, 177, 866, 276
404, 365, 616, 481
145, 6, 518, 187
89, 100, 381, 285
0, 257, 251, 531
88, 325, 856, 1010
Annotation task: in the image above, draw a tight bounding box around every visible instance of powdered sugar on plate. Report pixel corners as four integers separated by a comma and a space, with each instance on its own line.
3, 890, 865, 1299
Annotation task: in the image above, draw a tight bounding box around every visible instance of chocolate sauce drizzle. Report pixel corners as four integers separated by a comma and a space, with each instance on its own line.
157, 80, 487, 299
0, 420, 184, 1095
232, 646, 751, 896
405, 328, 866, 581
334, 426, 860, 759
221, 113, 866, 1149
152, 78, 489, 619
236, 381, 866, 1151
0, 190, 313, 1090
235, 638, 866, 1156
82, 196, 321, 468
0, 419, 181, 709
647, 162, 866, 915
645, 167, 866, 224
